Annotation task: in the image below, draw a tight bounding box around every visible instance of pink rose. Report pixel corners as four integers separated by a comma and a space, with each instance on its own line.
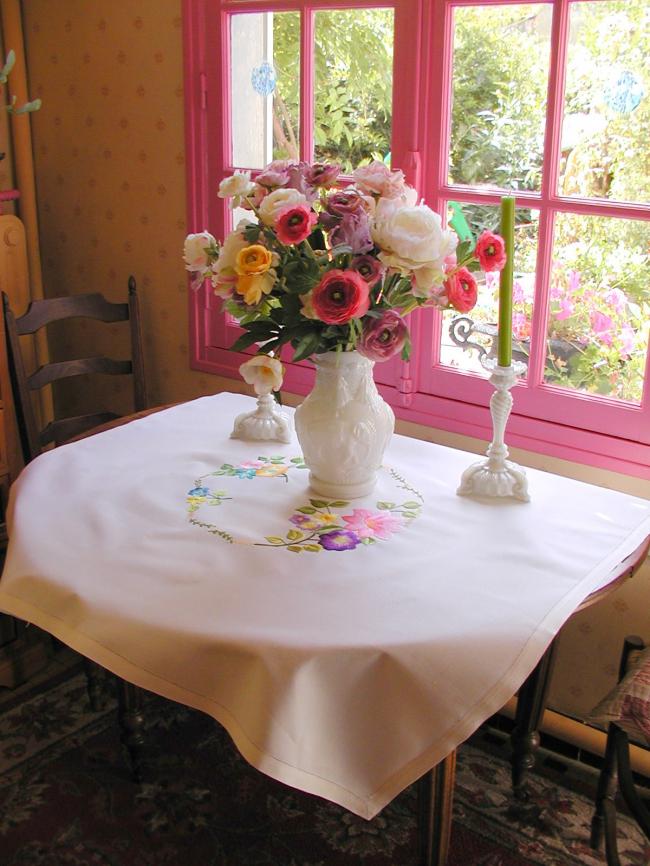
357, 310, 409, 362
352, 160, 408, 199
274, 204, 317, 245
311, 269, 370, 324
475, 230, 507, 272
445, 267, 478, 313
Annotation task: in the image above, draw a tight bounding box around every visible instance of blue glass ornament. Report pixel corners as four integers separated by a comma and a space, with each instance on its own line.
603, 70, 644, 115
251, 61, 277, 97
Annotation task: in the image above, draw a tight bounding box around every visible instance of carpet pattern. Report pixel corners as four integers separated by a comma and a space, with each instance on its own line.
0, 666, 648, 865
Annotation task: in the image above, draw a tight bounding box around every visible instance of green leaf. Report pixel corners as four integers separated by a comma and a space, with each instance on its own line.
403, 511, 418, 519
328, 500, 349, 508
287, 545, 303, 553
310, 499, 328, 508
296, 506, 316, 514
229, 332, 261, 353
287, 529, 304, 541
403, 501, 421, 509
290, 457, 305, 464
377, 501, 396, 510
292, 332, 323, 363
265, 536, 285, 545
303, 544, 322, 552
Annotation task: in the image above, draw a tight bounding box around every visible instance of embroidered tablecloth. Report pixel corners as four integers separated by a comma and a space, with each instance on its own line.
1, 392, 649, 819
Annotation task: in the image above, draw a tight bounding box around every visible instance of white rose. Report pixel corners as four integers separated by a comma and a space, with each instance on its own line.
218, 170, 255, 200
239, 354, 284, 395
183, 231, 217, 272
371, 204, 457, 293
258, 188, 307, 225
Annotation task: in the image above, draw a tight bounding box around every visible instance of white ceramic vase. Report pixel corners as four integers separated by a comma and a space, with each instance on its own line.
294, 351, 395, 499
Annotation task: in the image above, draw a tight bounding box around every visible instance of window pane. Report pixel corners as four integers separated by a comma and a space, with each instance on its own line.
231, 12, 300, 168
449, 4, 551, 191
559, 1, 650, 203
441, 204, 539, 376
314, 8, 394, 171
545, 214, 650, 403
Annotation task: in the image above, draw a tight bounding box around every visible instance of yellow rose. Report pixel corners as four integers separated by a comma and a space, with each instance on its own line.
236, 271, 275, 305
235, 244, 274, 276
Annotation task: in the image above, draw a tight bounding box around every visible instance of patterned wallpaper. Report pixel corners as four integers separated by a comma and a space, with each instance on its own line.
18, 0, 650, 724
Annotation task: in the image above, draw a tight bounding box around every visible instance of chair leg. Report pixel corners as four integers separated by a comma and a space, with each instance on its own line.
117, 679, 146, 782
417, 750, 456, 866
591, 723, 620, 863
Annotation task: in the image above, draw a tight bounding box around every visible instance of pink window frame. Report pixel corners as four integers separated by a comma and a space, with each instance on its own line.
183, 0, 650, 479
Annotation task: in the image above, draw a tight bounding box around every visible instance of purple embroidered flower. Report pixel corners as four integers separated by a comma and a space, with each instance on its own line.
318, 529, 361, 551
290, 513, 314, 527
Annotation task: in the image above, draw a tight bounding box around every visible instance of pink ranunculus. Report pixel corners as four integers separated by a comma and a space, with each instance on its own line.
357, 310, 409, 362
342, 508, 404, 540
350, 254, 384, 287
444, 267, 478, 313
328, 211, 373, 254
475, 230, 507, 272
320, 189, 368, 229
255, 159, 295, 189
591, 311, 614, 345
352, 161, 408, 199
274, 204, 318, 245
311, 269, 370, 324
304, 162, 341, 188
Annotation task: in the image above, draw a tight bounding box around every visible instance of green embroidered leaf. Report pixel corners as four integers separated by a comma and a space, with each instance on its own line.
290, 457, 305, 464
270, 455, 285, 462
296, 506, 316, 514
403, 501, 422, 509
328, 500, 349, 508
287, 545, 303, 553
221, 464, 234, 470
303, 545, 322, 552
287, 529, 304, 541
377, 501, 396, 510
215, 490, 228, 497
310, 499, 329, 508
265, 536, 285, 545
360, 537, 372, 545
403, 511, 418, 519
257, 456, 269, 462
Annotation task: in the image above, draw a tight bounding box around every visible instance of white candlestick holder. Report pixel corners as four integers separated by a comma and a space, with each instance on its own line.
231, 393, 292, 443
457, 358, 530, 502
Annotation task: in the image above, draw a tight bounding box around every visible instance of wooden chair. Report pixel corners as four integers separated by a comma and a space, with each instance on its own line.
2, 277, 148, 778
3, 277, 147, 461
590, 635, 650, 865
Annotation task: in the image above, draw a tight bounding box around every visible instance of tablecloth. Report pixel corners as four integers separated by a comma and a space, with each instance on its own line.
1, 392, 649, 819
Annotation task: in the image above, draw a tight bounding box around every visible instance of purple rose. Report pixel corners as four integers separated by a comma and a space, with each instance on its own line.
304, 162, 341, 188
350, 254, 384, 287
329, 212, 373, 254
318, 529, 361, 551
357, 310, 409, 362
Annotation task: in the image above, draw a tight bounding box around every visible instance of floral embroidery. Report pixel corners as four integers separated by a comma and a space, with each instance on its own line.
186, 459, 423, 552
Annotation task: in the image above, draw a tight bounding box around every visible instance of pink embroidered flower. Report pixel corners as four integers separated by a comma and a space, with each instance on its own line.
274, 204, 317, 245
475, 230, 507, 272
342, 508, 404, 540
444, 267, 478, 313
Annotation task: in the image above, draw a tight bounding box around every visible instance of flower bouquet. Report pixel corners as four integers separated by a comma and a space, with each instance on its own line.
183, 159, 506, 367
184, 159, 506, 497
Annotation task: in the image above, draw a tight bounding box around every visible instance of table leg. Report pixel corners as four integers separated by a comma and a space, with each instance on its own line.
417, 750, 456, 866
117, 679, 146, 782
510, 641, 557, 795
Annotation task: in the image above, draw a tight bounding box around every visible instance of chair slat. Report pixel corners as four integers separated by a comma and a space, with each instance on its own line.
14, 294, 129, 334
28, 357, 133, 390
40, 412, 122, 448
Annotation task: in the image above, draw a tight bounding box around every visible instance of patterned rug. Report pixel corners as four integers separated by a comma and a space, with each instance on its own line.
0, 664, 647, 866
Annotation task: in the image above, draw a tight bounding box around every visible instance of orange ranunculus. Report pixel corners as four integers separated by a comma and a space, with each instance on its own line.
235, 244, 274, 276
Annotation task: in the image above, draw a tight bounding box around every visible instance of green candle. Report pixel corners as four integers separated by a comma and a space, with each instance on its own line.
497, 196, 515, 367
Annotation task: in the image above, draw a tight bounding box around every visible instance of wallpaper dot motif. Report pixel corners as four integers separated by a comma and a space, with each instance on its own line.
17, 0, 650, 724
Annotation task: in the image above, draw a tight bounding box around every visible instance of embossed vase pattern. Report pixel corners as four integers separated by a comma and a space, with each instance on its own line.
294, 351, 395, 499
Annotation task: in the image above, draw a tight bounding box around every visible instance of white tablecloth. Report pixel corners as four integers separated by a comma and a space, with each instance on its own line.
1, 392, 649, 818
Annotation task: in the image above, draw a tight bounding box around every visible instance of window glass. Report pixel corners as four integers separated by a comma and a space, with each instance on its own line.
545, 213, 650, 402
449, 4, 551, 191
313, 8, 394, 171
231, 12, 300, 167
441, 203, 539, 379
559, 1, 649, 203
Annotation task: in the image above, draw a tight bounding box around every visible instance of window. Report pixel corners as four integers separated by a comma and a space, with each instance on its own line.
184, 0, 650, 478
